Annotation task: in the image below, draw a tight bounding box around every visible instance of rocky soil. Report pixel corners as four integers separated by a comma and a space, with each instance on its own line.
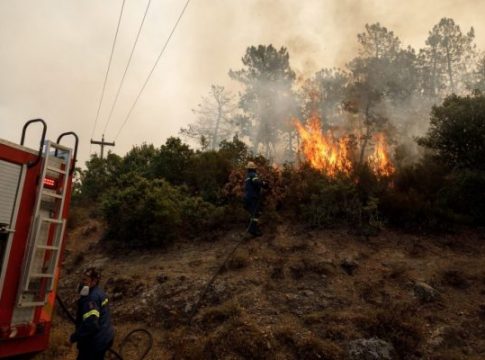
35, 220, 485, 359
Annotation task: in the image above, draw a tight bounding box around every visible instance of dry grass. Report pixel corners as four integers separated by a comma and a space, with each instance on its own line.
225, 249, 250, 271
274, 325, 344, 360
30, 221, 485, 359
34, 318, 75, 360
196, 300, 241, 330
356, 303, 425, 359
170, 317, 274, 359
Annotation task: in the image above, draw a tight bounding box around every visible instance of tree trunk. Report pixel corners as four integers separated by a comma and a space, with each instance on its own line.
359, 125, 372, 167
288, 130, 294, 159
359, 102, 372, 167
374, 32, 379, 58
446, 46, 455, 93
431, 48, 438, 96
296, 132, 301, 165
211, 105, 222, 150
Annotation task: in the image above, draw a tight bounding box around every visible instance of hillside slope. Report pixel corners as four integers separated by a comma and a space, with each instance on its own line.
37, 220, 485, 359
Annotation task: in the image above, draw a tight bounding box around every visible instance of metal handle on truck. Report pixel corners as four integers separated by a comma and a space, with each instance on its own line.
56, 132, 79, 175
20, 119, 47, 168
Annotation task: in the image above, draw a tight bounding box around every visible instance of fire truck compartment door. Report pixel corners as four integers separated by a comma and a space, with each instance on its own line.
0, 160, 22, 299
0, 160, 22, 227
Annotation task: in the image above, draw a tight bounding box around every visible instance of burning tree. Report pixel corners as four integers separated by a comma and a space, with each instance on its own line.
295, 115, 353, 177
300, 68, 349, 130
295, 115, 394, 178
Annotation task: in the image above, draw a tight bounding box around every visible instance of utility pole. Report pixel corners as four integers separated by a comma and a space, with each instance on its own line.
90, 134, 115, 159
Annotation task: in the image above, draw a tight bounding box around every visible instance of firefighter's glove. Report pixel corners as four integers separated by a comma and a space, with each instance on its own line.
69, 333, 78, 343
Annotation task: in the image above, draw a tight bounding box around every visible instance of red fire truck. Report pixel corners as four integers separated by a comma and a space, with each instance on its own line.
0, 119, 78, 358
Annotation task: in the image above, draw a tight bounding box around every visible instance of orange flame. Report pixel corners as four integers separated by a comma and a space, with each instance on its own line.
295, 114, 352, 177
368, 133, 395, 177
295, 115, 394, 177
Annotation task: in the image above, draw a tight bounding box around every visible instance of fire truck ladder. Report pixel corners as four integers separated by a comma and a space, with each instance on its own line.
17, 140, 72, 307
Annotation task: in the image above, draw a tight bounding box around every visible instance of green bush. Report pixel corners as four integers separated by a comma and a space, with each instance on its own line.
179, 193, 226, 233
418, 92, 485, 171
76, 153, 122, 203
281, 165, 364, 227
437, 170, 485, 225
301, 179, 363, 227
101, 175, 225, 248
379, 156, 484, 230
151, 137, 194, 185
379, 189, 446, 230
102, 176, 182, 247
73, 128, 484, 237
187, 151, 233, 203
120, 143, 158, 178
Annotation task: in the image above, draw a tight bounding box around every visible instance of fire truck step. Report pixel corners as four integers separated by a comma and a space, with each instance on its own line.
39, 218, 63, 224
36, 245, 59, 250
30, 273, 54, 278
19, 300, 49, 307
47, 166, 66, 174
41, 191, 63, 199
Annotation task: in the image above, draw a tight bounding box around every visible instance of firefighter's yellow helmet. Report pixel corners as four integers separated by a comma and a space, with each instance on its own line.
246, 161, 257, 170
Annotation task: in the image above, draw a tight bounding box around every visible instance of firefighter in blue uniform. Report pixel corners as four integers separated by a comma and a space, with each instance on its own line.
70, 268, 114, 360
244, 161, 268, 237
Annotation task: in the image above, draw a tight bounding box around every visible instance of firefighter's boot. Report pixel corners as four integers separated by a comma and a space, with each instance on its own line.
248, 217, 262, 237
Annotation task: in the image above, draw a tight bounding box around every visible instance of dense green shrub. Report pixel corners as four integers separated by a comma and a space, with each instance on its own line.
379, 189, 448, 230
438, 170, 485, 225
179, 192, 226, 233
101, 175, 225, 248
301, 179, 363, 227
418, 92, 485, 171
72, 110, 484, 239
218, 136, 249, 166
120, 143, 158, 178
185, 137, 250, 203
378, 157, 450, 230
151, 137, 194, 185
102, 176, 182, 247
380, 154, 485, 229
187, 151, 233, 203
76, 153, 122, 203
281, 165, 365, 228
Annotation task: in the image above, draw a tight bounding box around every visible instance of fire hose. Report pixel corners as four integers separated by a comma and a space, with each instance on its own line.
188, 232, 248, 324
188, 183, 269, 323
55, 294, 152, 360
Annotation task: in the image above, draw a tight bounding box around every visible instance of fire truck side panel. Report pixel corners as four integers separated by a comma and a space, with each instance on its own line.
0, 322, 51, 358
0, 142, 39, 326
0, 161, 23, 298
0, 141, 62, 358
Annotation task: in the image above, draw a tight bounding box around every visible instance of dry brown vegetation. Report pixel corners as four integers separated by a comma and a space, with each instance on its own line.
35, 220, 485, 359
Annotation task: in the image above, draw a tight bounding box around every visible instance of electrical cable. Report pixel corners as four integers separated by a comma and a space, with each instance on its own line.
90, 0, 126, 154
113, 0, 191, 141
55, 294, 152, 360
102, 0, 152, 136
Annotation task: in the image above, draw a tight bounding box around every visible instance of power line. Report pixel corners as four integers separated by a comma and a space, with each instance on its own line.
114, 0, 191, 141
90, 0, 126, 153
102, 0, 152, 135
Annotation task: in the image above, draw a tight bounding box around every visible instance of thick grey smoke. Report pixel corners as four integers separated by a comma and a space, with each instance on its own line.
1, 0, 485, 166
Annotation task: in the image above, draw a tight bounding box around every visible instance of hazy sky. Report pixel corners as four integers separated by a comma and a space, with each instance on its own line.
1, 0, 485, 165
